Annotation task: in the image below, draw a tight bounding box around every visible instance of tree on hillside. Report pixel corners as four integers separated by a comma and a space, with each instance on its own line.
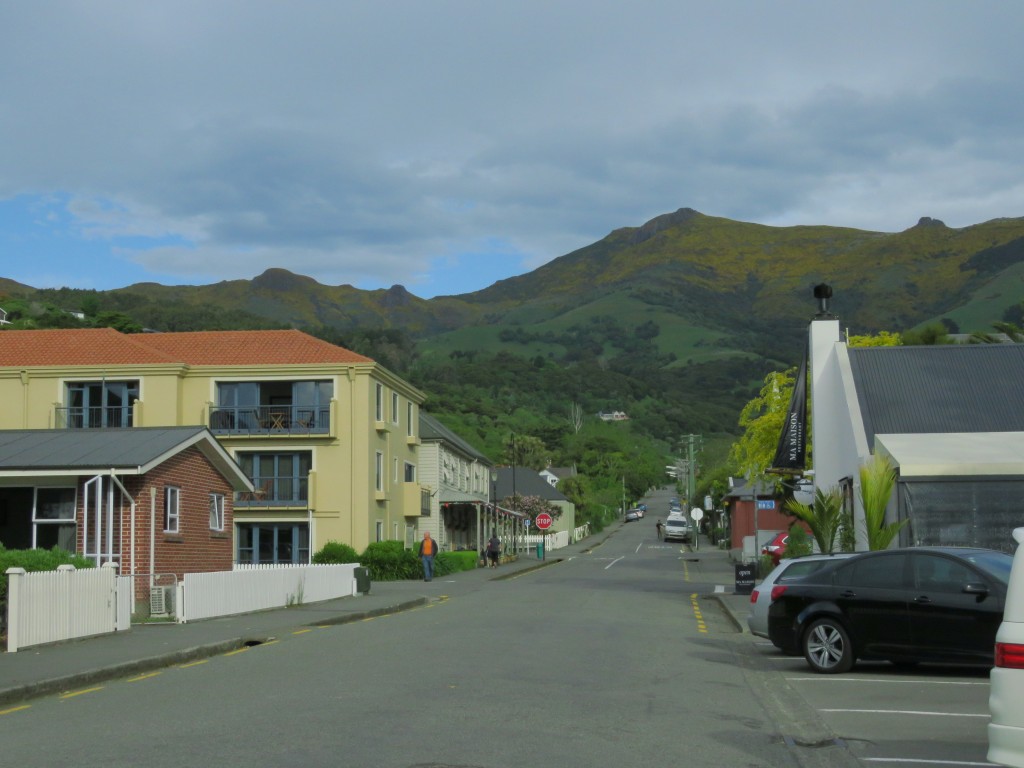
504, 433, 548, 471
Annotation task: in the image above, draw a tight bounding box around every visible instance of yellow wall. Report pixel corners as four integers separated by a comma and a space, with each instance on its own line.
0, 358, 424, 554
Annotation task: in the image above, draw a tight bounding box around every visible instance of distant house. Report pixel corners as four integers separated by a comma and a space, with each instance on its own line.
0, 308, 10, 325
495, 466, 576, 535
539, 466, 576, 487
0, 426, 252, 607
597, 411, 629, 422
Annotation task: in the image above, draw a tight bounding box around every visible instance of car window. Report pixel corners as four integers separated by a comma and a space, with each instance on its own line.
913, 554, 982, 593
780, 561, 827, 578
963, 551, 1013, 585
836, 553, 909, 589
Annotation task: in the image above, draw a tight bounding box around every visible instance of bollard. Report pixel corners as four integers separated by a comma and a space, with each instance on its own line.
536, 542, 544, 559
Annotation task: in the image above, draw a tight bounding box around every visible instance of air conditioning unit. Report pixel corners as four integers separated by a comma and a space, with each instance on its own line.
150, 585, 175, 616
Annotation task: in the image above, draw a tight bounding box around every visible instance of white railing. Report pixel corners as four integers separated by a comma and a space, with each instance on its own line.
523, 531, 570, 550
5, 563, 126, 653
178, 564, 360, 623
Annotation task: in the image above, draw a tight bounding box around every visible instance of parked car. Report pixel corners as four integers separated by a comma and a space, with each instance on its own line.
761, 531, 790, 565
747, 553, 856, 639
768, 547, 1012, 674
663, 517, 691, 542
624, 509, 640, 522
989, 527, 1024, 767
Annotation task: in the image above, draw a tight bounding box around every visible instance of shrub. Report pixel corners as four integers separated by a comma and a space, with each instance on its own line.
437, 550, 478, 574
360, 541, 421, 581
0, 546, 95, 602
311, 541, 360, 565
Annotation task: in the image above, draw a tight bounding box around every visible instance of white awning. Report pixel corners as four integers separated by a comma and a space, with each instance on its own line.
874, 433, 1024, 477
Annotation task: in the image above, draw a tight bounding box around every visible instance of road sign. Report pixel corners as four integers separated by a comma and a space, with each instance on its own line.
535, 512, 553, 530
690, 508, 704, 522
524, 518, 531, 529
757, 500, 775, 510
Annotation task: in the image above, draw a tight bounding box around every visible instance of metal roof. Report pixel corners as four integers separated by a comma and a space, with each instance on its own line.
419, 412, 492, 464
0, 427, 252, 489
847, 344, 1024, 445
494, 467, 568, 501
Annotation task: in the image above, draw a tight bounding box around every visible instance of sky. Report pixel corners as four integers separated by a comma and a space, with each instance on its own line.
2, 2, 1023, 300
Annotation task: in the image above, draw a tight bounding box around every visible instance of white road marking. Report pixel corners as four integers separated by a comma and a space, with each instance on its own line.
605, 556, 625, 570
861, 759, 995, 766
821, 709, 988, 718
788, 677, 988, 686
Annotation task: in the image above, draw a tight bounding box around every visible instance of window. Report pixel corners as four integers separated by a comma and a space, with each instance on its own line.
164, 486, 180, 533
375, 521, 384, 542
392, 392, 399, 423
393, 457, 399, 482
236, 452, 312, 504
64, 380, 139, 428
236, 523, 309, 564
375, 452, 384, 491
209, 493, 225, 531
405, 462, 416, 482
375, 382, 384, 422
33, 487, 76, 551
407, 402, 415, 437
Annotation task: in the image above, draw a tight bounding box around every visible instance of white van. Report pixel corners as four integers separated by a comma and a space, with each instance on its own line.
989, 526, 1024, 767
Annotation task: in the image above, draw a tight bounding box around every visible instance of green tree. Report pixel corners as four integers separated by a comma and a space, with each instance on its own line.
729, 368, 797, 482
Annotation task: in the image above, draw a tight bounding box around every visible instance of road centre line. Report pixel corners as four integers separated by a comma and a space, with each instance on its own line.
605, 556, 625, 569
821, 709, 988, 718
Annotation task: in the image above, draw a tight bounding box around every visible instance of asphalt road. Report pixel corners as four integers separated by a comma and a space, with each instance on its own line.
0, 487, 995, 768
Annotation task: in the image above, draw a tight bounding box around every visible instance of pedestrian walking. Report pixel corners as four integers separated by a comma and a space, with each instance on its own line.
656, 519, 664, 540
486, 533, 501, 568
418, 531, 438, 581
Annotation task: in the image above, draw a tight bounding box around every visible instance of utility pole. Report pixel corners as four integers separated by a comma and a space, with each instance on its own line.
682, 434, 703, 507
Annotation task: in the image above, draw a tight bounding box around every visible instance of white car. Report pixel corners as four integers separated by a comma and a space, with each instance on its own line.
746, 553, 856, 640
663, 516, 691, 542
989, 526, 1024, 767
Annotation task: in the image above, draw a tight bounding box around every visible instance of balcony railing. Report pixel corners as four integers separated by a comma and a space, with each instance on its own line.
235, 475, 309, 507
55, 406, 133, 429
209, 405, 330, 436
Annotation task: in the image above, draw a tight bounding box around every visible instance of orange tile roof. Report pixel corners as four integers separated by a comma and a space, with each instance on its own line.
0, 328, 178, 366
0, 328, 373, 367
138, 330, 374, 365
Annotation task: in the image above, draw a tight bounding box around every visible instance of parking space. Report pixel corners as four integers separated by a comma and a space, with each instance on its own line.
747, 639, 994, 766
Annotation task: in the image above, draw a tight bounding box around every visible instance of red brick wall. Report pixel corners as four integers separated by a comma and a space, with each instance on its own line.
74, 446, 235, 601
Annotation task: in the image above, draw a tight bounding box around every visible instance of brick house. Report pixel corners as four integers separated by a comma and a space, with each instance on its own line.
0, 427, 252, 604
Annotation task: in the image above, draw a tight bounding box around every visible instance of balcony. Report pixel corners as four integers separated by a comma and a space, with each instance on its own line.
209, 405, 330, 436
235, 475, 309, 508
56, 406, 133, 429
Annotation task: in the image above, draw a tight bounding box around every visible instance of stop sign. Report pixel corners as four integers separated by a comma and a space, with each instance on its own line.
535, 512, 553, 530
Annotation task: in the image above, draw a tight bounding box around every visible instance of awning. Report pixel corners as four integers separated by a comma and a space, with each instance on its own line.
875, 432, 1024, 478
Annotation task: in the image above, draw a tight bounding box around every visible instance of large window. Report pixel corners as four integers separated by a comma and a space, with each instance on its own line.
236, 452, 311, 505
392, 392, 399, 424
236, 523, 309, 564
64, 380, 139, 428
375, 383, 384, 422
375, 451, 384, 491
164, 487, 180, 533
33, 488, 76, 551
405, 462, 416, 482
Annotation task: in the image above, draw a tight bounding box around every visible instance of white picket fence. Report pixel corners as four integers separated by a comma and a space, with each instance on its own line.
5, 563, 132, 653
4, 562, 362, 650
178, 563, 360, 623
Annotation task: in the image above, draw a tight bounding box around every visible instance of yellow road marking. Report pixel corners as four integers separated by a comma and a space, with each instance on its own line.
0, 705, 31, 716
292, 629, 313, 635
127, 672, 161, 682
60, 686, 103, 699
690, 593, 708, 634
180, 659, 208, 668
224, 647, 249, 656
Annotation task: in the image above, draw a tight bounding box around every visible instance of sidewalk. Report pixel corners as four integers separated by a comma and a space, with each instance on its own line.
0, 529, 751, 708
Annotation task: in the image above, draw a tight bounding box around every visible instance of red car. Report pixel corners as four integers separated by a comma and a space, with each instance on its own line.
761, 531, 790, 565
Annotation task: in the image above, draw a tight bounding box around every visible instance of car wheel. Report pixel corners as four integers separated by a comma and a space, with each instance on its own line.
803, 617, 854, 674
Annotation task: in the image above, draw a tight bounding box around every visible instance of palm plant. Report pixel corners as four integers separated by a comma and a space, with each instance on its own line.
860, 454, 906, 550
784, 487, 843, 554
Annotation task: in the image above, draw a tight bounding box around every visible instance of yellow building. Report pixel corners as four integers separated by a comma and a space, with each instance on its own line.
0, 328, 427, 561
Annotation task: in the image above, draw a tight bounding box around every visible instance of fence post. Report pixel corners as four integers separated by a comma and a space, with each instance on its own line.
6, 567, 26, 653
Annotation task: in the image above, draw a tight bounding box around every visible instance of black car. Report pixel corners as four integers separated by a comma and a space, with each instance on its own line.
767, 547, 1013, 674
